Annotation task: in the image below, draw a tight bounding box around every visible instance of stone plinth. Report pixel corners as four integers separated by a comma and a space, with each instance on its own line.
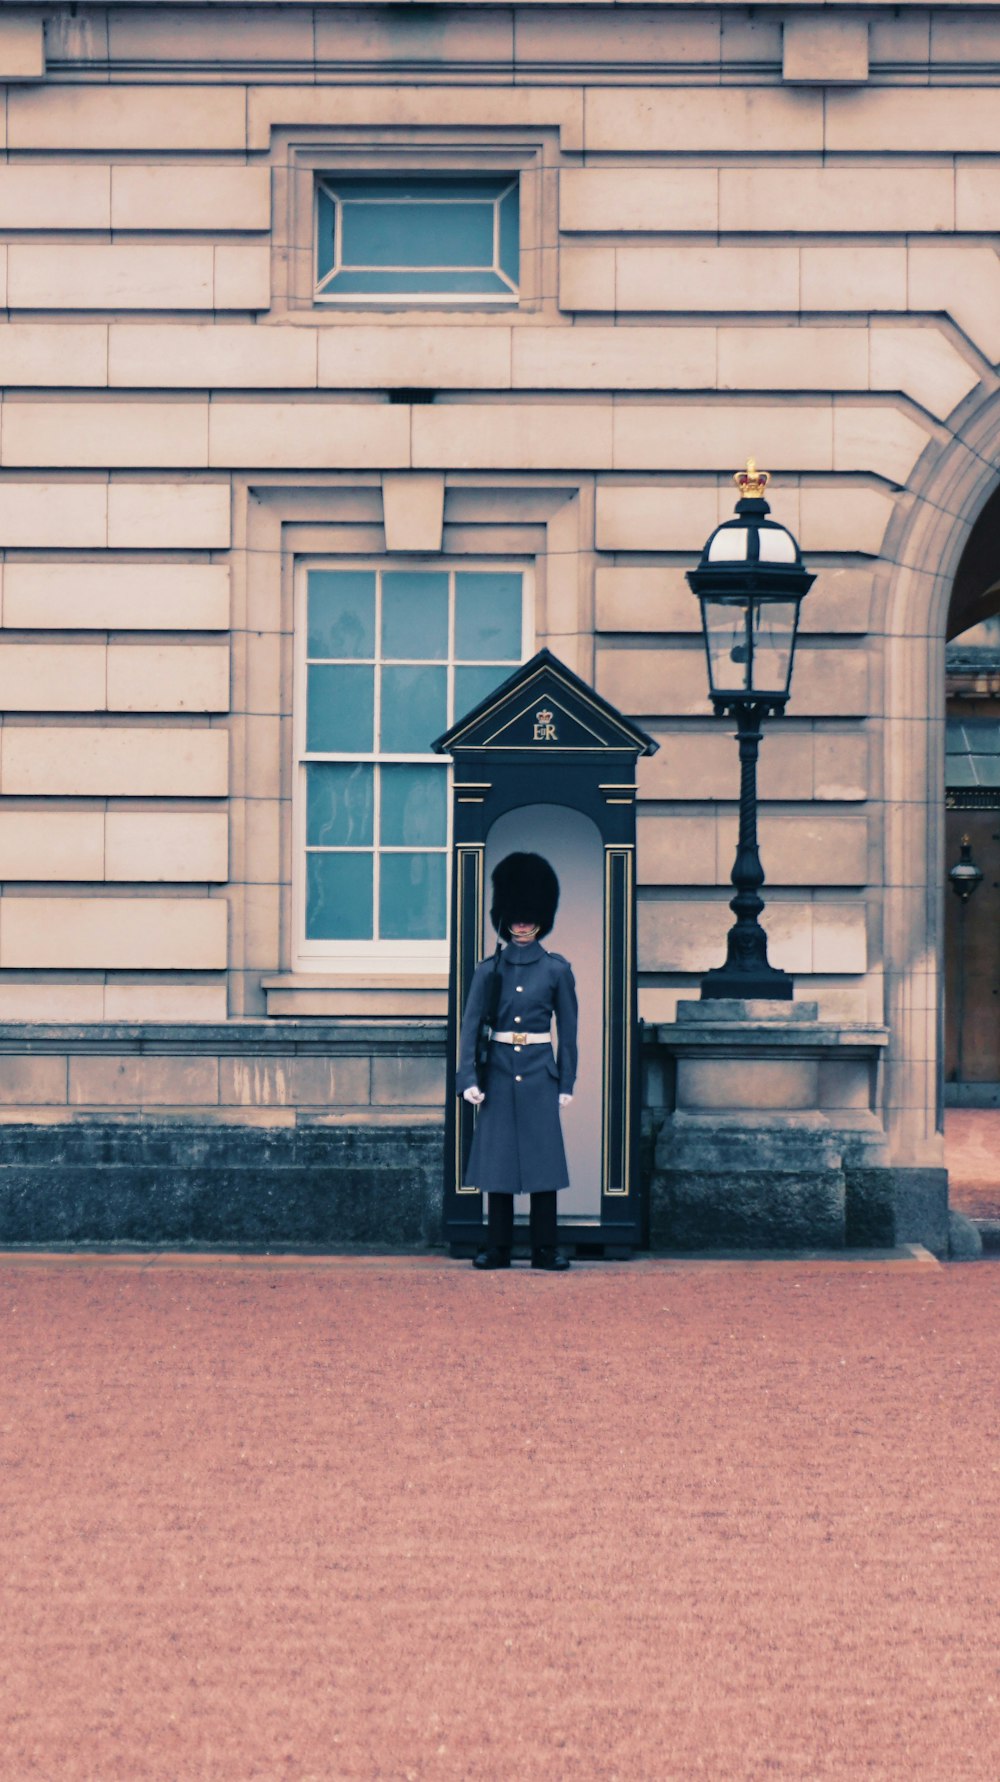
0, 1019, 447, 1248
647, 1000, 900, 1252
661, 1110, 847, 1250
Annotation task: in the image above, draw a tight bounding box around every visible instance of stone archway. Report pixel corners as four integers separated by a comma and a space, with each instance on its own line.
877, 386, 1000, 1174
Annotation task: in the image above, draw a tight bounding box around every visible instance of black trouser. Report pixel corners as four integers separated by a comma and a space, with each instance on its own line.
487, 1191, 558, 1251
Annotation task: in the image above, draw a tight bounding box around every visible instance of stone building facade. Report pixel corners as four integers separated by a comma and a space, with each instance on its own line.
0, 0, 998, 1246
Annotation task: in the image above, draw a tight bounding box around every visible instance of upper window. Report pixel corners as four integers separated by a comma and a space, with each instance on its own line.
314, 175, 519, 304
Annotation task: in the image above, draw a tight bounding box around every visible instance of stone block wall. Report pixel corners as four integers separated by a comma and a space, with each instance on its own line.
0, 0, 997, 1189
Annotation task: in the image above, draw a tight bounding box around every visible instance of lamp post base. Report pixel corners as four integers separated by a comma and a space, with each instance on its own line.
700, 963, 794, 1001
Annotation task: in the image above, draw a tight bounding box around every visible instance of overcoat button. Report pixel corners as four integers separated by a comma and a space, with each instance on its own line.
514, 1015, 521, 1023
516, 986, 523, 992
515, 1075, 522, 1082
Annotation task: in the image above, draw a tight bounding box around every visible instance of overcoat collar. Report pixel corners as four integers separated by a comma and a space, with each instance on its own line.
502, 939, 544, 965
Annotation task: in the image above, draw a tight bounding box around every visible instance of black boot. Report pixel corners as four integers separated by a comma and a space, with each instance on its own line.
530, 1247, 570, 1271
473, 1248, 511, 1269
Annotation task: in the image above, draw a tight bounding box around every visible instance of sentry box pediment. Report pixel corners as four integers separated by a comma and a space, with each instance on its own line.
433, 648, 658, 760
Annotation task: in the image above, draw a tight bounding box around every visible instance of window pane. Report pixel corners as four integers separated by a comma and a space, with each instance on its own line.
307, 570, 375, 659
319, 267, 514, 297
306, 763, 374, 847
333, 177, 506, 203
498, 183, 519, 284
381, 571, 448, 661
316, 184, 337, 283
306, 852, 373, 940
306, 664, 374, 753
379, 665, 446, 752
454, 664, 511, 719
454, 571, 522, 660
341, 200, 495, 270
380, 765, 447, 846
379, 852, 447, 940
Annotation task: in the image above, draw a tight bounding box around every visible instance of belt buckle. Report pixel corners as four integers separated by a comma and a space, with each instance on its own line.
512, 1032, 528, 1047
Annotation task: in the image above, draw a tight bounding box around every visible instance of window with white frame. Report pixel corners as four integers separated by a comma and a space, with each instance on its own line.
296, 563, 529, 966
314, 174, 519, 303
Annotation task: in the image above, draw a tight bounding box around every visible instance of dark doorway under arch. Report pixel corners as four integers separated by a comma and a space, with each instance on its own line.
944, 481, 1000, 1095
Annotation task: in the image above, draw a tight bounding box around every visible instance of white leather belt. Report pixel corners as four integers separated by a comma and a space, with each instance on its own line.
492, 1031, 551, 1047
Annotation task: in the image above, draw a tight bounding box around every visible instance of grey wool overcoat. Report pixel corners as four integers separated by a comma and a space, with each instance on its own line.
455, 939, 578, 1195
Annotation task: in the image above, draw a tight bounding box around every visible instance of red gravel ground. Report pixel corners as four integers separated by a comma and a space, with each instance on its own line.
2, 1251, 998, 1781
946, 1108, 1000, 1222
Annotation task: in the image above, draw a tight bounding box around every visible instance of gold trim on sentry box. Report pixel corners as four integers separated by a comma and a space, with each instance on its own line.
455, 844, 484, 1197
602, 846, 632, 1199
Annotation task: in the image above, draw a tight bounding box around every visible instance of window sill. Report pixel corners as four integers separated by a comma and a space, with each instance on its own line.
263, 974, 448, 1018
312, 296, 519, 308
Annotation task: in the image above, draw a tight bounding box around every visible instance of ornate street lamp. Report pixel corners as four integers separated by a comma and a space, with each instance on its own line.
686, 461, 815, 1000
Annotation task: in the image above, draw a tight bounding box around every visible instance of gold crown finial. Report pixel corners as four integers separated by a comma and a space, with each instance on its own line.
734, 458, 769, 498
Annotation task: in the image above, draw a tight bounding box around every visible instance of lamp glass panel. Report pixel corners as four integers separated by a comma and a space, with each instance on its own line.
757, 528, 797, 565
707, 528, 749, 563
701, 596, 751, 694
751, 598, 799, 696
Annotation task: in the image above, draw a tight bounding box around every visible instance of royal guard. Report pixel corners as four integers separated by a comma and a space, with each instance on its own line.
455, 852, 578, 1270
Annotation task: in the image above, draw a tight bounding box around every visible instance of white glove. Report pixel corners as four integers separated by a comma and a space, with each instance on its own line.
463, 1085, 485, 1105
559, 1093, 573, 1107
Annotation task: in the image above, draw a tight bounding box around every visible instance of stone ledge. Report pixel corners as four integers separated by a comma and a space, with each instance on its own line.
643, 1245, 939, 1269
650, 1019, 889, 1054
0, 1019, 448, 1057
262, 975, 449, 1018
0, 1106, 446, 1128
675, 999, 821, 1023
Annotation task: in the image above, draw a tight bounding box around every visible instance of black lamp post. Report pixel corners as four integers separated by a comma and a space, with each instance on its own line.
948, 834, 983, 1084
686, 461, 815, 1000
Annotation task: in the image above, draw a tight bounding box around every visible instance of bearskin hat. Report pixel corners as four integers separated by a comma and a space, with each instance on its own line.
490, 852, 559, 940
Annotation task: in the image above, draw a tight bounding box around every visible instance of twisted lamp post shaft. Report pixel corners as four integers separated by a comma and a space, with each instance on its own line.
732, 706, 766, 915
701, 699, 792, 1000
